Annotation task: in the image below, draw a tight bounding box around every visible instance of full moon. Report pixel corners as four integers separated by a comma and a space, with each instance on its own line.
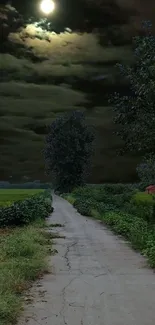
40, 0, 55, 15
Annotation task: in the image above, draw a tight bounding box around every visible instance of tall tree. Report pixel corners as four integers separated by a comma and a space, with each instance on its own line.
44, 111, 94, 192
110, 21, 155, 154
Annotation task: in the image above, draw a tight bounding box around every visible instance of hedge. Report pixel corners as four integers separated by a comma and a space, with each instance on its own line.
0, 192, 53, 228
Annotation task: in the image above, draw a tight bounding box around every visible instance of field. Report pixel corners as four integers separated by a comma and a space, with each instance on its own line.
0, 189, 44, 206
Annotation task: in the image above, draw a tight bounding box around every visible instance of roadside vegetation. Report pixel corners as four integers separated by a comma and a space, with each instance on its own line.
0, 188, 53, 325
64, 183, 155, 268
63, 22, 155, 269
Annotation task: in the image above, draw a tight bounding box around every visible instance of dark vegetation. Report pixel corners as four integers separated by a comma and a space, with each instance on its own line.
45, 111, 94, 192
110, 21, 155, 155
0, 222, 53, 325
0, 190, 53, 227
0, 188, 54, 325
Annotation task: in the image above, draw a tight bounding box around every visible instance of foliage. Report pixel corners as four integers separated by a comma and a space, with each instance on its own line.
109, 21, 155, 154
136, 154, 155, 186
65, 183, 155, 268
129, 191, 155, 223
64, 195, 76, 205
73, 197, 97, 216
0, 223, 52, 325
132, 191, 155, 204
0, 191, 53, 228
45, 111, 94, 192
102, 211, 155, 266
71, 184, 135, 210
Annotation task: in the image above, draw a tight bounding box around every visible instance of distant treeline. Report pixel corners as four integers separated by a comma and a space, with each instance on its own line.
0, 181, 52, 189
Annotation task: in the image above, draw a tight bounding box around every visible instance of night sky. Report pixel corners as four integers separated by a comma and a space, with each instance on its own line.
0, 0, 88, 30
0, 0, 141, 32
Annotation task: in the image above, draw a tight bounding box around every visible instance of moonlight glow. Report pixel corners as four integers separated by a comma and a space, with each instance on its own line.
40, 0, 55, 15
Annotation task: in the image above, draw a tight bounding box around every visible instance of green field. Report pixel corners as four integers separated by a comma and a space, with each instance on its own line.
0, 189, 44, 206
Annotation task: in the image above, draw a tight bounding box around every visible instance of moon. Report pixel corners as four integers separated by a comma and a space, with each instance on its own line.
40, 0, 55, 15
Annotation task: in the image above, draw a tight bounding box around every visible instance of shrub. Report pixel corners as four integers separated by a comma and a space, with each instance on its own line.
102, 211, 155, 263
64, 195, 76, 205
132, 192, 155, 205
0, 192, 53, 228
100, 183, 134, 195
131, 192, 155, 222
73, 198, 93, 216
136, 154, 155, 187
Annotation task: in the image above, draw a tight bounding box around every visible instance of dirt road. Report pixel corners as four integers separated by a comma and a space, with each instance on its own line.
20, 195, 155, 325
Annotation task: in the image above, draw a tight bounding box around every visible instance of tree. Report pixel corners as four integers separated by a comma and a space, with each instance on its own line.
44, 111, 94, 192
109, 21, 155, 154
136, 153, 155, 186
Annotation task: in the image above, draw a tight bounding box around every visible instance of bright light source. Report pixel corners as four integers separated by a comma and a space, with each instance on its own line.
40, 0, 55, 15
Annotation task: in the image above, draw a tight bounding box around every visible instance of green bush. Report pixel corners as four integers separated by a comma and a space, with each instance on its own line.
0, 192, 53, 228
73, 198, 93, 216
99, 183, 135, 195
136, 154, 155, 187
130, 192, 155, 222
102, 211, 155, 267
132, 192, 155, 204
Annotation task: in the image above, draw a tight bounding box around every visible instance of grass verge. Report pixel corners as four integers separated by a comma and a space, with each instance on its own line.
0, 220, 52, 325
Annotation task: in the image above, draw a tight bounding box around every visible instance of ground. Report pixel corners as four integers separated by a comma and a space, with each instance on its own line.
18, 195, 155, 325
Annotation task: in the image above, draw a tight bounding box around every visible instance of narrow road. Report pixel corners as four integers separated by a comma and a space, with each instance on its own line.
20, 195, 155, 325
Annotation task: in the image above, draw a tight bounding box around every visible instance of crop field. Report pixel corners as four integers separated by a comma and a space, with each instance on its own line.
0, 189, 44, 206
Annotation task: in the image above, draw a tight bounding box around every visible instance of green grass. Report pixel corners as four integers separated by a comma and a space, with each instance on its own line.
0, 189, 44, 206
0, 221, 52, 325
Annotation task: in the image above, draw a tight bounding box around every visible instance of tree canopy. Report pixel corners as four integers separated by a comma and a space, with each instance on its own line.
44, 111, 94, 192
110, 21, 155, 155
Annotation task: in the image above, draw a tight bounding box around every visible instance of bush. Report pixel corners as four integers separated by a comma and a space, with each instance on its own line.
130, 192, 155, 222
137, 154, 155, 187
0, 192, 53, 228
73, 198, 94, 216
100, 183, 135, 195
102, 211, 155, 266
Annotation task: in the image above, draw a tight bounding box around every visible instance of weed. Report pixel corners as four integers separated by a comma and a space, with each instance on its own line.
0, 222, 52, 325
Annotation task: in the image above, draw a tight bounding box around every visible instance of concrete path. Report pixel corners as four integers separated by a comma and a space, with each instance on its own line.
19, 195, 155, 325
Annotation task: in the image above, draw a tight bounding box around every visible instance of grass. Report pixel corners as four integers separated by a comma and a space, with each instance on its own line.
0, 220, 52, 325
0, 189, 44, 206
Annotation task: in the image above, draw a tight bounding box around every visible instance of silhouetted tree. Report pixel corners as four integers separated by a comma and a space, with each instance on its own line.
44, 111, 94, 192
110, 21, 155, 154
